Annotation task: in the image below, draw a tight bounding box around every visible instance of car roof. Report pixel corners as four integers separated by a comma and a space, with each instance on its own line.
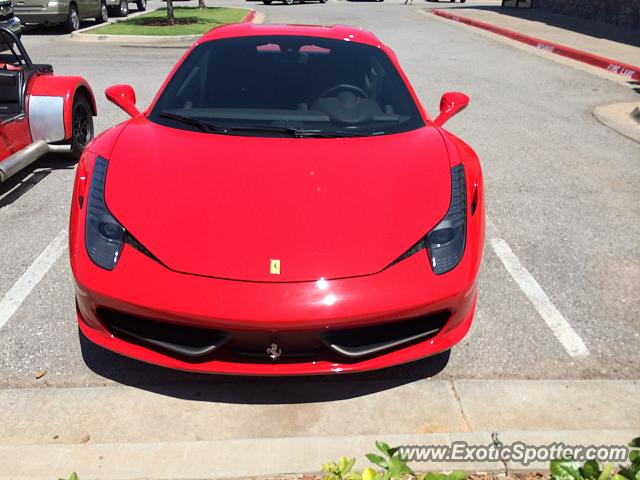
198, 22, 383, 47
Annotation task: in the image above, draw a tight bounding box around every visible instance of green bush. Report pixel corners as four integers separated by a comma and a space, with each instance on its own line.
322, 441, 464, 480
551, 438, 640, 480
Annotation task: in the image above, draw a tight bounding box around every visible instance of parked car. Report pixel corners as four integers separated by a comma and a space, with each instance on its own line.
70, 23, 484, 375
0, 27, 96, 184
263, 0, 326, 5
0, 0, 22, 42
105, 0, 146, 18
13, 0, 108, 32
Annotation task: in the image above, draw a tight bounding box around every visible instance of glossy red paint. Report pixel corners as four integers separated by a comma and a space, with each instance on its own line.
105, 85, 140, 118
105, 118, 451, 282
434, 92, 469, 127
70, 24, 485, 375
0, 115, 31, 158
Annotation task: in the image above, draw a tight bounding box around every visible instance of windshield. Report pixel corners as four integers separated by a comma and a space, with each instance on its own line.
149, 35, 425, 137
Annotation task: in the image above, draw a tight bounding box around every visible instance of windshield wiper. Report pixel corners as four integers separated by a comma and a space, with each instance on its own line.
294, 129, 370, 138
225, 125, 370, 137
158, 114, 301, 136
223, 124, 302, 136
158, 112, 228, 134
158, 113, 372, 138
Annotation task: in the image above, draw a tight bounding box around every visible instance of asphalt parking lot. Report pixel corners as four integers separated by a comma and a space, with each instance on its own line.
0, 0, 638, 390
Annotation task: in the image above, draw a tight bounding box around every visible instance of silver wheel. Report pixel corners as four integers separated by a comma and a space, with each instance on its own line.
118, 0, 128, 17
96, 2, 108, 23
64, 4, 80, 32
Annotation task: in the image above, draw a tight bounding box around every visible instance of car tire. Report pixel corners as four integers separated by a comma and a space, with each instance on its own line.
136, 0, 146, 11
116, 0, 128, 17
69, 94, 94, 160
64, 4, 80, 33
95, 1, 108, 23
262, 0, 272, 3
283, 0, 293, 5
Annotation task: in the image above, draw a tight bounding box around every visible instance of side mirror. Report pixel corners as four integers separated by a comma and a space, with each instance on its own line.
105, 84, 140, 118
434, 92, 469, 127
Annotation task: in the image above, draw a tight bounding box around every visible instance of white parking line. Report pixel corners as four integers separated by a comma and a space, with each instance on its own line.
490, 237, 589, 358
0, 230, 68, 331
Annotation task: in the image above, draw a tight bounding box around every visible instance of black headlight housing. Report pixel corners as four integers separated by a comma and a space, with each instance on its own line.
392, 164, 466, 275
426, 164, 466, 274
85, 156, 162, 270
85, 156, 126, 270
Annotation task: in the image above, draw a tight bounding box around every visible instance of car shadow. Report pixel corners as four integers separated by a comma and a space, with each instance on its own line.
79, 328, 451, 404
0, 153, 76, 210
20, 21, 103, 36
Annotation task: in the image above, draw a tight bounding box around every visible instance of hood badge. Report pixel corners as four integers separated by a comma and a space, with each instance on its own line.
267, 343, 282, 360
270, 259, 281, 275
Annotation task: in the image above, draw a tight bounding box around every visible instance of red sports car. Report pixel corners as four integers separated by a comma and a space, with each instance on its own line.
70, 23, 484, 375
0, 27, 95, 184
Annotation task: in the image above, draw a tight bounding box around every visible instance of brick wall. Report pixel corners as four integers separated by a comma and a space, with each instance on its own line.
533, 0, 640, 30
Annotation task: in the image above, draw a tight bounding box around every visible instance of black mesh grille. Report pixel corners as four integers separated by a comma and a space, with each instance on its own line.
97, 308, 450, 363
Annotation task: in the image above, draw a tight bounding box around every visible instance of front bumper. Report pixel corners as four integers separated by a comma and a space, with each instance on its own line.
73, 234, 481, 375
71, 147, 485, 376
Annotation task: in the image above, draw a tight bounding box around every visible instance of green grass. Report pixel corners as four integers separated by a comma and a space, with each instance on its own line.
87, 7, 248, 36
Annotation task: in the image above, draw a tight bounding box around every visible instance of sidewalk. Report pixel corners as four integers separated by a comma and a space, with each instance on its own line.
427, 5, 640, 142
429, 6, 640, 72
1, 380, 638, 479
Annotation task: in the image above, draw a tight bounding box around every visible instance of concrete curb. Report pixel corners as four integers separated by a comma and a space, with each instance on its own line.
429, 8, 640, 82
1, 430, 637, 480
0, 380, 637, 479
593, 102, 640, 144
70, 7, 257, 43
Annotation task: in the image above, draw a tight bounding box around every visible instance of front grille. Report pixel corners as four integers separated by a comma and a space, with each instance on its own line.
97, 308, 450, 363
321, 312, 449, 358
98, 308, 229, 359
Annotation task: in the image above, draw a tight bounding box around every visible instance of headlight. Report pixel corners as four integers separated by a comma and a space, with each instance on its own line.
390, 164, 466, 275
85, 156, 125, 270
426, 164, 466, 274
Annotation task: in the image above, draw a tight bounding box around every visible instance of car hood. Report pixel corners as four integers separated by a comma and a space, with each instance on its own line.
105, 117, 452, 282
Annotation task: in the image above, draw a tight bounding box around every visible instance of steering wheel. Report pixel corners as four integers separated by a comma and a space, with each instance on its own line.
319, 83, 368, 99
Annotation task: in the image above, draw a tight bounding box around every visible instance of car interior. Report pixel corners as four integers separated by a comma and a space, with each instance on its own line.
0, 31, 53, 123
153, 35, 424, 134
0, 68, 21, 119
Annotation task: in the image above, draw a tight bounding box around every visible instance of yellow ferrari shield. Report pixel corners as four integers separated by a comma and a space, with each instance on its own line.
270, 259, 281, 275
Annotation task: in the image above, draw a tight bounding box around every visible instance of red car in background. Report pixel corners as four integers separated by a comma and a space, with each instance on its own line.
70, 23, 484, 375
0, 27, 95, 184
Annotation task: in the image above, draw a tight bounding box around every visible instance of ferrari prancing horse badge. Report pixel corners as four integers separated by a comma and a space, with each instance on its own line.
270, 259, 280, 275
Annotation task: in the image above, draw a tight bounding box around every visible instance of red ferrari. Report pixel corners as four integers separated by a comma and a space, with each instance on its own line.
70, 23, 484, 375
0, 27, 95, 184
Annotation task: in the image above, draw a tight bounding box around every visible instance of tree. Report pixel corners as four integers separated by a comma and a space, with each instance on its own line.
166, 0, 176, 25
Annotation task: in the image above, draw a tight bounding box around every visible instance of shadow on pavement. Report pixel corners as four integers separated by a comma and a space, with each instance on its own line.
0, 153, 76, 210
79, 328, 451, 404
450, 5, 640, 48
